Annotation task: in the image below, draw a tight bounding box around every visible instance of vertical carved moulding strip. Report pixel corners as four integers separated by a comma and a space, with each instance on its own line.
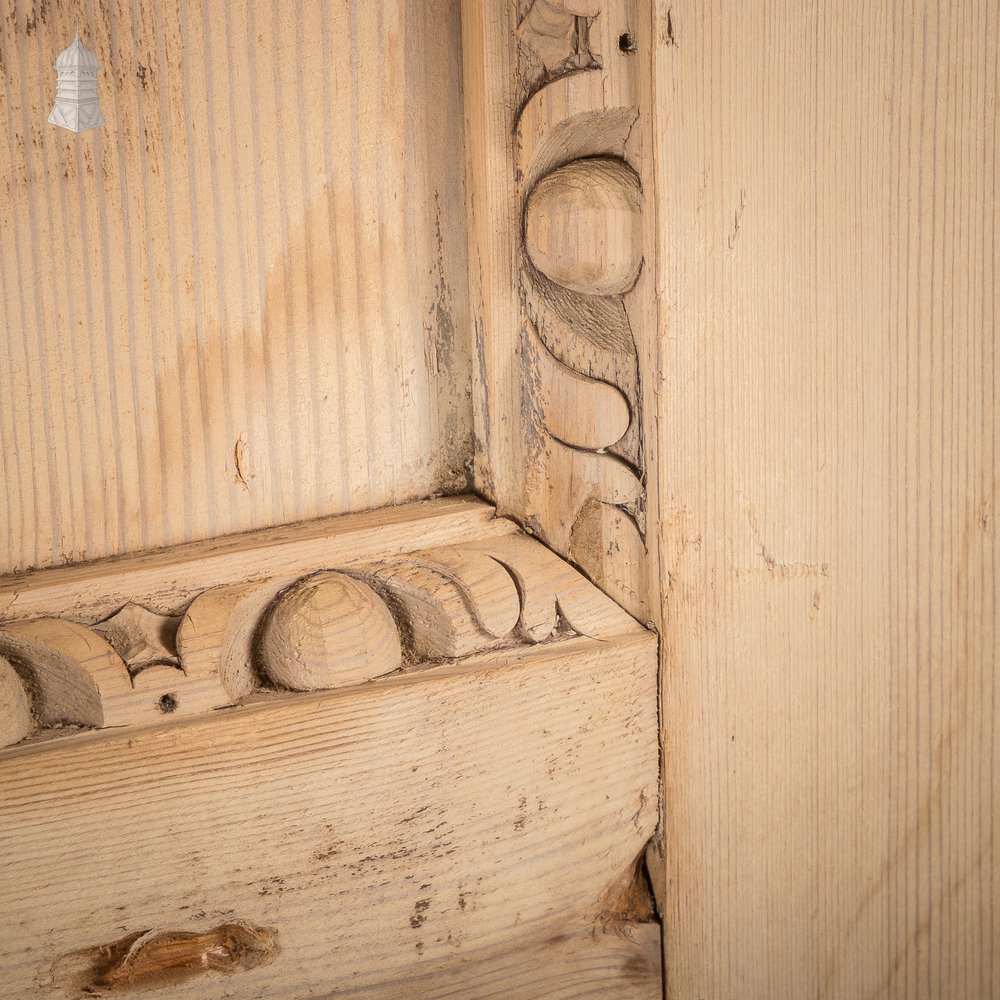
512, 0, 652, 620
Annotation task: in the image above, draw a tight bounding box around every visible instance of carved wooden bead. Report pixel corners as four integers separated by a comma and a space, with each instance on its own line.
0, 655, 32, 749
259, 571, 402, 692
524, 156, 642, 297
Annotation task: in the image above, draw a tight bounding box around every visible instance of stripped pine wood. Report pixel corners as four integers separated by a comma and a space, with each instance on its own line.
0, 496, 511, 623
0, 3, 669, 997
257, 571, 403, 691
0, 497, 647, 754
461, 1, 520, 517
0, 0, 472, 575
653, 2, 999, 998
462, 0, 659, 621
321, 923, 663, 1000
0, 631, 660, 999
0, 652, 31, 745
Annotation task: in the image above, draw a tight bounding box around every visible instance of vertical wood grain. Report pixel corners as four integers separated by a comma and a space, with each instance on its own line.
0, 0, 473, 574
461, 1, 521, 523
654, 2, 998, 997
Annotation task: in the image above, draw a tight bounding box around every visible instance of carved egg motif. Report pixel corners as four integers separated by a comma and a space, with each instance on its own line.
0, 655, 32, 749
524, 156, 642, 297
259, 571, 402, 692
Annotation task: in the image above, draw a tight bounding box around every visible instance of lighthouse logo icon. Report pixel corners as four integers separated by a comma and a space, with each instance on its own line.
48, 33, 105, 133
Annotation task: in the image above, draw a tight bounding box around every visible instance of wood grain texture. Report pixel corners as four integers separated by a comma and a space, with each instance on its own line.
652, 2, 999, 997
0, 496, 509, 623
0, 0, 472, 575
0, 497, 644, 749
47, 921, 661, 1000
0, 631, 660, 999
462, 0, 660, 622
258, 571, 403, 691
524, 156, 643, 297
0, 652, 32, 745
325, 922, 663, 1000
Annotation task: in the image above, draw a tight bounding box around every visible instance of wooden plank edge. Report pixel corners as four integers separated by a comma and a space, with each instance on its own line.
0, 495, 511, 622
0, 629, 655, 769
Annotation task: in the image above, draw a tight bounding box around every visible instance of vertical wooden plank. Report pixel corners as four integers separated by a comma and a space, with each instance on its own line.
0, 6, 39, 568
406, 0, 475, 495
1, 1, 61, 566
654, 2, 999, 997
101, 0, 157, 553
0, 0, 473, 575
27, 0, 87, 561
461, 0, 522, 520
219, 0, 274, 528
199, 0, 250, 532
349, 0, 400, 508
292, 0, 333, 519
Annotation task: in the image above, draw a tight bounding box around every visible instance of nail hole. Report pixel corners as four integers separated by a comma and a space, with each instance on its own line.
158, 693, 178, 714
618, 31, 636, 53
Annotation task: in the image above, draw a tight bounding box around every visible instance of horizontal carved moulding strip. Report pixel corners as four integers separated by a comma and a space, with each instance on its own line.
0, 504, 639, 750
